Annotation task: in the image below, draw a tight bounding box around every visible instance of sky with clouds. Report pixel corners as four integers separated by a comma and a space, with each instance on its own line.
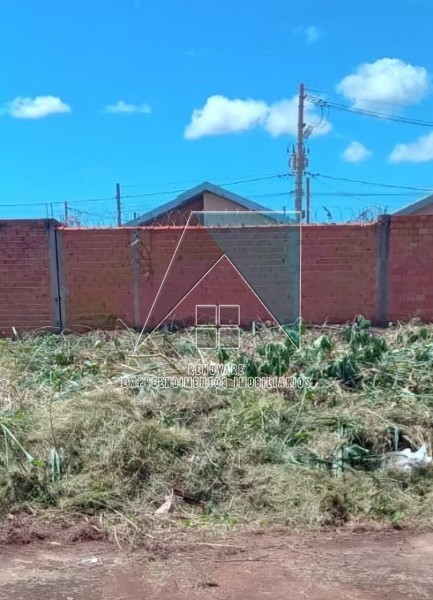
1, 0, 433, 222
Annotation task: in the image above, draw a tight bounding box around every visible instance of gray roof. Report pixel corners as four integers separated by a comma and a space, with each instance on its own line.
125, 181, 278, 226
394, 193, 433, 215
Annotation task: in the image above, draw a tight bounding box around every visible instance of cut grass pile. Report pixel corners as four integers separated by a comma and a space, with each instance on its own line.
1, 318, 433, 537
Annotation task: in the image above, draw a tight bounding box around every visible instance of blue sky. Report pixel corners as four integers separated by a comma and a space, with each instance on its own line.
2, 0, 433, 223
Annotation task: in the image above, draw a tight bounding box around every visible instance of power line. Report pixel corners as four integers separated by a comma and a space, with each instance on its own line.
121, 171, 287, 189
306, 87, 433, 113
0, 196, 115, 209
306, 94, 433, 127
121, 173, 290, 198
253, 191, 417, 199
312, 174, 370, 207
4, 171, 430, 214
307, 172, 433, 193
0, 173, 291, 210
222, 173, 290, 185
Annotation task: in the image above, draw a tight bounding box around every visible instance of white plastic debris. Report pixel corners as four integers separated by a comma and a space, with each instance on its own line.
155, 493, 173, 515
80, 556, 99, 566
387, 444, 432, 472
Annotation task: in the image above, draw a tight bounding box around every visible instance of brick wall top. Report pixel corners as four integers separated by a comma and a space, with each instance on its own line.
4, 214, 433, 233
0, 219, 59, 227
302, 222, 375, 229
59, 224, 299, 233
59, 222, 381, 233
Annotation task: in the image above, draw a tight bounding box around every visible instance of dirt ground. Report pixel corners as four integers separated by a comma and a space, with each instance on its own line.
1, 529, 433, 599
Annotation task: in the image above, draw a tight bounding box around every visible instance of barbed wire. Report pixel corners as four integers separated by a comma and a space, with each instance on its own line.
309, 204, 389, 224
61, 204, 389, 228
13, 202, 390, 228
1, 166, 414, 226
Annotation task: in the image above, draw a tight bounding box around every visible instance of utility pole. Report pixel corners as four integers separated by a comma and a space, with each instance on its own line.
116, 183, 121, 226
295, 82, 306, 217
306, 177, 311, 224
64, 201, 69, 223
288, 83, 310, 219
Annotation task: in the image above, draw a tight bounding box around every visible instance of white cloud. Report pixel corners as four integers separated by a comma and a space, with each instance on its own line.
342, 141, 372, 163
305, 25, 320, 44
336, 58, 430, 110
1, 95, 71, 119
185, 96, 267, 139
104, 100, 151, 114
263, 99, 296, 137
184, 94, 331, 140
389, 131, 433, 163
293, 25, 321, 44
264, 97, 331, 137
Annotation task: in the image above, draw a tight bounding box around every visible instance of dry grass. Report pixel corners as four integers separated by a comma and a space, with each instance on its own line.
1, 319, 433, 541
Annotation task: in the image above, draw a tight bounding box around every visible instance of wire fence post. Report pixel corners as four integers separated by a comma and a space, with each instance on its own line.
116, 183, 122, 226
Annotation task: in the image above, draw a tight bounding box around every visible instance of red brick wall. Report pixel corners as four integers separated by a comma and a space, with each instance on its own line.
132, 227, 281, 328
302, 223, 377, 322
389, 215, 433, 321
59, 228, 135, 328
1, 215, 433, 333
59, 226, 289, 329
170, 256, 274, 327
0, 220, 54, 333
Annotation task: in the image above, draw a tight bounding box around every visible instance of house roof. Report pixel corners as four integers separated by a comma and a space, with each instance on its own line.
125, 181, 280, 226
394, 193, 433, 215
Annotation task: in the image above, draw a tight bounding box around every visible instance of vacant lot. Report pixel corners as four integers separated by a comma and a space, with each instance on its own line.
1, 319, 433, 588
